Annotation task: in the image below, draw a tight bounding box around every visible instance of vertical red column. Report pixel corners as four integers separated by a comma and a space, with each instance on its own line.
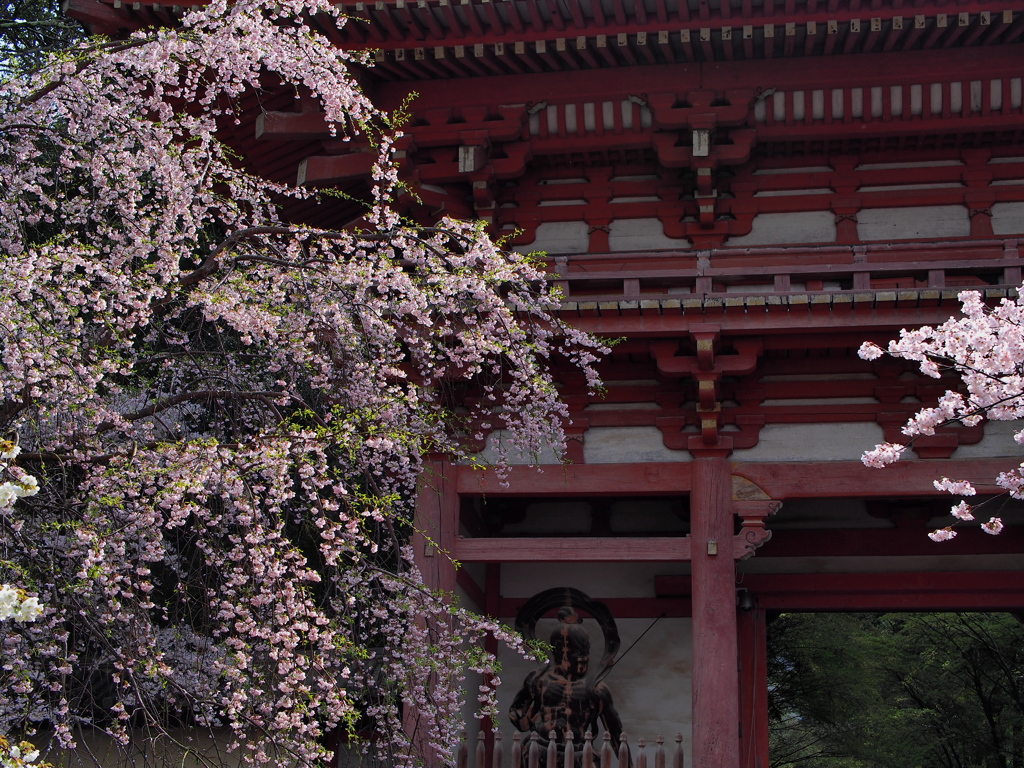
410, 459, 460, 768
413, 457, 459, 593
691, 456, 740, 768
738, 606, 769, 768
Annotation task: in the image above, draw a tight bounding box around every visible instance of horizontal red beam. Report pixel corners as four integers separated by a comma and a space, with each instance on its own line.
456, 462, 691, 496
745, 571, 1024, 611
659, 571, 1024, 611
561, 305, 994, 337
759, 526, 1024, 558
453, 535, 692, 563
733, 458, 1017, 499
457, 460, 1019, 500
496, 596, 692, 619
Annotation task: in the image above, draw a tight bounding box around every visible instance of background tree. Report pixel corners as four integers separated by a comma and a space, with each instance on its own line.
769, 612, 1024, 768
0, 1, 604, 767
1, 0, 85, 76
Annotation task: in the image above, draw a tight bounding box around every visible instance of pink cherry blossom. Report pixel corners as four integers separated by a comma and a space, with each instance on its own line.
0, 1, 604, 765
862, 288, 1024, 539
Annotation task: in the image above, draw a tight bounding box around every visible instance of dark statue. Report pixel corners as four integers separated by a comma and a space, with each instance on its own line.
509, 590, 626, 766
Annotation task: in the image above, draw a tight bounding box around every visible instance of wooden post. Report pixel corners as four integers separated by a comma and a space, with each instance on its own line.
737, 605, 769, 768
691, 456, 740, 768
410, 458, 460, 767
413, 458, 459, 593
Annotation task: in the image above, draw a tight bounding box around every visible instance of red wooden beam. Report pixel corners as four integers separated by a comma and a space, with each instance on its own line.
758, 526, 1024, 558
453, 535, 692, 563
456, 462, 692, 496
657, 571, 1024, 611
495, 596, 692, 618
745, 571, 1024, 611
457, 459, 1019, 501
732, 458, 1018, 499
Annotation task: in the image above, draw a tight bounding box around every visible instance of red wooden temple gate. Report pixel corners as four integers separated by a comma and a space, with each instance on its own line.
64, 1, 1024, 765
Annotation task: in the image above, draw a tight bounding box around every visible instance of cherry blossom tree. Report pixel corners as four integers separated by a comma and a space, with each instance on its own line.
0, 1, 603, 766
860, 288, 1024, 541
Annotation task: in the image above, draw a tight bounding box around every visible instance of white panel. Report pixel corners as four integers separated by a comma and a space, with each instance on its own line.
930, 82, 943, 113
991, 79, 1003, 110
513, 221, 591, 255
831, 88, 844, 118
773, 91, 786, 121
811, 89, 825, 119
602, 100, 615, 129
584, 102, 597, 131
890, 85, 903, 116
970, 80, 983, 112
608, 218, 689, 251
949, 81, 962, 113
870, 86, 883, 118
857, 205, 970, 241
850, 87, 863, 118
546, 104, 559, 132
727, 211, 836, 246
792, 90, 805, 121
732, 422, 886, 462
753, 98, 766, 122
583, 426, 692, 464
640, 105, 652, 128
564, 103, 578, 133
621, 100, 634, 129
528, 113, 540, 134
472, 430, 563, 465
910, 83, 923, 115
1012, 77, 1022, 108
952, 419, 1024, 458
992, 202, 1024, 235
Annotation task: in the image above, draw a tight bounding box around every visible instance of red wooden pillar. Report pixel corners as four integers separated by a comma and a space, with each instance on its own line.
413, 458, 459, 593
738, 605, 769, 768
410, 459, 460, 767
691, 456, 740, 768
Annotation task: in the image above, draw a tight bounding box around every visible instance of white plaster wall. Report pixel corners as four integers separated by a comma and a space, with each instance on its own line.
494, 617, 693, 766
583, 426, 692, 464
491, 564, 693, 761
950, 419, 1024, 459
726, 211, 836, 246
608, 219, 689, 251
991, 201, 1024, 235
514, 221, 591, 255
473, 430, 563, 465
731, 422, 886, 462
857, 205, 970, 241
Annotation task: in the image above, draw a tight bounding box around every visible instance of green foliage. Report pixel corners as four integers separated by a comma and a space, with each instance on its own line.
0, 0, 86, 76
768, 612, 1024, 768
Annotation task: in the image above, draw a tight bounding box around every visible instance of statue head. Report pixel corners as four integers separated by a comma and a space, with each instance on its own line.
549, 607, 590, 678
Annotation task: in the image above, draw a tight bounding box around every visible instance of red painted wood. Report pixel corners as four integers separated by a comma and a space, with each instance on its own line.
737, 607, 769, 768
455, 459, 1014, 500
372, 46, 1023, 108
453, 535, 692, 562
455, 462, 692, 496
496, 597, 693, 619
657, 572, 1024, 611
691, 457, 740, 768
456, 567, 485, 610
413, 459, 459, 593
756, 526, 1024, 558
732, 458, 1016, 499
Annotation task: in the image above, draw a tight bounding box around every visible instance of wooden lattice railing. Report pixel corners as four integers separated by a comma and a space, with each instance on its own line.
457, 731, 685, 768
